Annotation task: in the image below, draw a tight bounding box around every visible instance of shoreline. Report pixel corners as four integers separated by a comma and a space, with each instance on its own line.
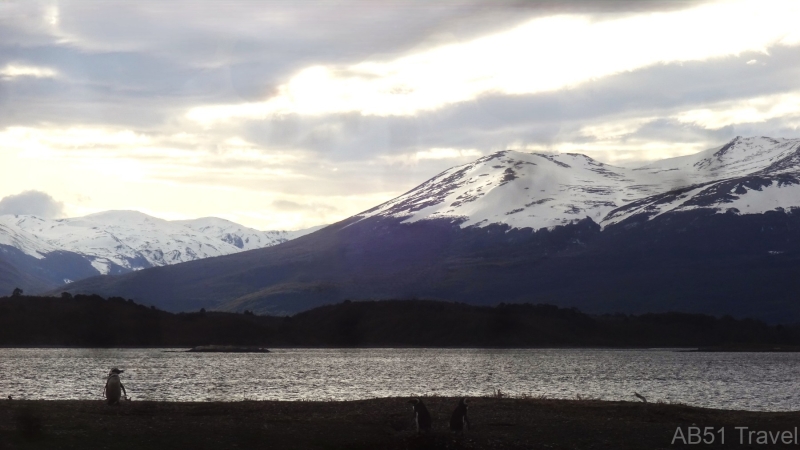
0, 345, 701, 350
3, 397, 799, 449
9, 345, 800, 352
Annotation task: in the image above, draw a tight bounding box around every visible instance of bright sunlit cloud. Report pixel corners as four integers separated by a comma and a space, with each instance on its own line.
0, 125, 380, 229
0, 64, 57, 79
0, 126, 306, 181
0, 126, 150, 147
673, 91, 800, 129
579, 117, 659, 140
554, 91, 800, 163
187, 0, 800, 123
4, 1, 800, 229
379, 147, 484, 165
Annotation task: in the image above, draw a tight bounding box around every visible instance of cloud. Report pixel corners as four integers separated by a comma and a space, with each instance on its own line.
379, 147, 483, 166
0, 126, 321, 200
187, 0, 800, 122
2, 1, 800, 230
1, 2, 562, 130
673, 91, 800, 129
0, 64, 57, 79
272, 200, 337, 213
272, 200, 309, 212
0, 190, 65, 218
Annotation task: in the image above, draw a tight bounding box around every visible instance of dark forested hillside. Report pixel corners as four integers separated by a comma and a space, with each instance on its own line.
1, 295, 798, 348
0, 294, 282, 347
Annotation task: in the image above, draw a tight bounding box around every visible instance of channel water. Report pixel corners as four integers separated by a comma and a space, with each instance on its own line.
1, 348, 798, 411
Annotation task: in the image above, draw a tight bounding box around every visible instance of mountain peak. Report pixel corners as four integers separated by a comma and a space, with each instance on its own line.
359, 137, 800, 231
358, 148, 633, 229
0, 211, 321, 284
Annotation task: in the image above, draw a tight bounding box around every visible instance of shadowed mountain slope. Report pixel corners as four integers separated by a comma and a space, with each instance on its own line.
60, 137, 800, 322
59, 209, 800, 323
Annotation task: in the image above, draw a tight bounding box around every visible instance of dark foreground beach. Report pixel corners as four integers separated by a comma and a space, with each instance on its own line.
3, 398, 800, 449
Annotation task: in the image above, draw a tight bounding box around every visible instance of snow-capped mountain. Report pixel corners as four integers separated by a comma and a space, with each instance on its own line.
58, 136, 800, 322
0, 211, 321, 291
604, 137, 800, 225
359, 136, 800, 230
176, 217, 322, 251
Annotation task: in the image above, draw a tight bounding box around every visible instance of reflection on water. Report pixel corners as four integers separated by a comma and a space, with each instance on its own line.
1, 348, 799, 411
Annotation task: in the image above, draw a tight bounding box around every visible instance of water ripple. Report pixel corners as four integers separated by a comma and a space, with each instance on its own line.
1, 348, 799, 411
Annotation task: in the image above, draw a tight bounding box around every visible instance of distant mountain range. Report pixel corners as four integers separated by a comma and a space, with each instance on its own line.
55, 136, 800, 322
0, 211, 321, 293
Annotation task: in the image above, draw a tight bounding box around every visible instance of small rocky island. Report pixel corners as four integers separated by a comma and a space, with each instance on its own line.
186, 345, 270, 353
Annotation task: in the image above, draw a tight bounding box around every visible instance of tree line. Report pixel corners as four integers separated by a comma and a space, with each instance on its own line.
1, 293, 798, 348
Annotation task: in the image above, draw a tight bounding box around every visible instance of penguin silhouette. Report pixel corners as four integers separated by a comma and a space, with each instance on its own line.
450, 398, 470, 432
408, 398, 432, 433
103, 368, 127, 405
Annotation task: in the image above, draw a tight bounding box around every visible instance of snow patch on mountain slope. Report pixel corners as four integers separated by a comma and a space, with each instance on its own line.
638, 136, 799, 180
358, 136, 800, 230
0, 220, 56, 259
176, 217, 291, 251
359, 151, 648, 229
177, 218, 325, 250
604, 137, 800, 225
0, 211, 321, 274
724, 182, 800, 214
604, 175, 800, 225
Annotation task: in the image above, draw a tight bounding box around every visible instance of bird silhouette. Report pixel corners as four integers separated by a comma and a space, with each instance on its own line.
450, 398, 471, 433
408, 398, 432, 433
104, 368, 127, 405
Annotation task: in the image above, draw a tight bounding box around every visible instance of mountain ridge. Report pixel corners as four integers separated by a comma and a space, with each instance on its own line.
57, 136, 800, 322
0, 211, 321, 294
356, 136, 800, 230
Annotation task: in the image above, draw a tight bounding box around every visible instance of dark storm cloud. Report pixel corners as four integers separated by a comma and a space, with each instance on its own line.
0, 190, 65, 218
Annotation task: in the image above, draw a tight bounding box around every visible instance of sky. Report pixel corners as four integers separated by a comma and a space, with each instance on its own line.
1, 0, 799, 231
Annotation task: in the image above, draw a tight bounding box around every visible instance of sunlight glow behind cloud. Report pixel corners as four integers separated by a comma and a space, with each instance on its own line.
4, 1, 800, 230
379, 148, 484, 165
0, 125, 367, 229
0, 127, 304, 181
0, 64, 57, 79
674, 91, 800, 129
187, 0, 800, 123
580, 117, 658, 140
